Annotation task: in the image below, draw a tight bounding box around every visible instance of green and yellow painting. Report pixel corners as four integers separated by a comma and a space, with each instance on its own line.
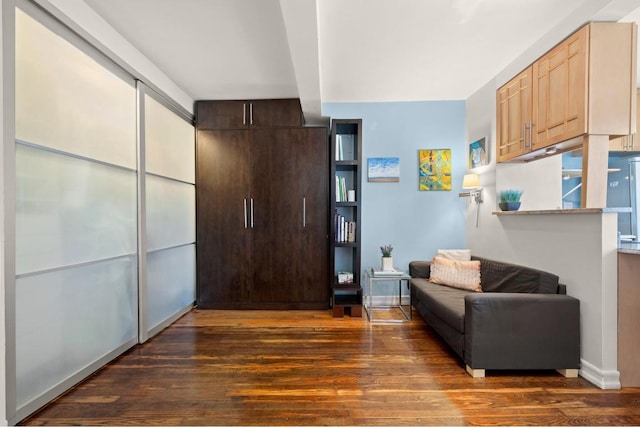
418, 149, 451, 191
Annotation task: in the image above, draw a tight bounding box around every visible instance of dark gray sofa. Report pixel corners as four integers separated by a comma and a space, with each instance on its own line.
409, 256, 580, 377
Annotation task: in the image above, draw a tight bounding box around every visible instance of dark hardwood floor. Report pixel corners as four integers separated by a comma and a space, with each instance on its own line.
21, 309, 640, 426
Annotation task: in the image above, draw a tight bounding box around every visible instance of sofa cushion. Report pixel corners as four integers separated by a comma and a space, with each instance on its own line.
429, 256, 482, 292
437, 249, 471, 261
412, 278, 468, 333
472, 256, 559, 294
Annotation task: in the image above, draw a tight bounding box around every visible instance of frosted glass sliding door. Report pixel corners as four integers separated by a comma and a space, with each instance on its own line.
14, 6, 137, 417
16, 258, 137, 407
15, 145, 137, 274
141, 89, 196, 336
15, 10, 136, 169
147, 245, 196, 330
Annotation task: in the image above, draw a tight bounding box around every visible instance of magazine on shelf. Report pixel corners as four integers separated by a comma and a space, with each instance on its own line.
372, 267, 405, 277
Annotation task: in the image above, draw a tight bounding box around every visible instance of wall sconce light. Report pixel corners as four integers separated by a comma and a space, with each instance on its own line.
459, 173, 483, 203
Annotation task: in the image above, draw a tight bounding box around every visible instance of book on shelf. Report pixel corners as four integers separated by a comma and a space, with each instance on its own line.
335, 176, 348, 202
347, 221, 356, 242
333, 210, 356, 243
342, 177, 347, 202
372, 267, 405, 276
335, 134, 344, 161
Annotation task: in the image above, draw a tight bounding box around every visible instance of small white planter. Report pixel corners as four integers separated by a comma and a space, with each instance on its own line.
381, 256, 393, 271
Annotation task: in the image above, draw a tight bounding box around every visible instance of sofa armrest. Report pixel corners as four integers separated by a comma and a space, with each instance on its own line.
409, 261, 431, 279
464, 293, 580, 370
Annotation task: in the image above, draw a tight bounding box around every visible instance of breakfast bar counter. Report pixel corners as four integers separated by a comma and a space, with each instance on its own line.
619, 242, 640, 255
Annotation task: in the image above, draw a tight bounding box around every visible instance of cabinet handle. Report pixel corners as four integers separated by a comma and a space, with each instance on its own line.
242, 103, 246, 126
303, 197, 306, 228
522, 122, 527, 151
529, 121, 534, 150
243, 198, 248, 229
250, 103, 254, 125
250, 198, 254, 228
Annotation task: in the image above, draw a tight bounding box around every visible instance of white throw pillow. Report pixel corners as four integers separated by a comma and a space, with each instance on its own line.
437, 249, 471, 261
429, 256, 482, 292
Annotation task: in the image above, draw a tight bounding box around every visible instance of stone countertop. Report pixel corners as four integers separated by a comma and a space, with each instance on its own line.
619, 242, 640, 255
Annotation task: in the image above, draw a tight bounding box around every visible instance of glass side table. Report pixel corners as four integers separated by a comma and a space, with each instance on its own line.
364, 268, 412, 323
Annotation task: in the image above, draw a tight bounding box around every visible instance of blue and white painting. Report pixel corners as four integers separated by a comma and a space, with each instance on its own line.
368, 157, 400, 182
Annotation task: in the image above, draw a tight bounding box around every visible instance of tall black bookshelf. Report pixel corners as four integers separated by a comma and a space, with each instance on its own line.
329, 119, 362, 317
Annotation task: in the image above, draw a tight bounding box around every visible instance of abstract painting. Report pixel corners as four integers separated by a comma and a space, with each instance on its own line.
368, 157, 400, 182
469, 137, 488, 169
418, 149, 451, 191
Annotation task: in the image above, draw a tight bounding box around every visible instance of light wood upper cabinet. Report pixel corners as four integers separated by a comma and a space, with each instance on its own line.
497, 22, 637, 163
532, 25, 587, 151
496, 68, 532, 162
610, 89, 640, 152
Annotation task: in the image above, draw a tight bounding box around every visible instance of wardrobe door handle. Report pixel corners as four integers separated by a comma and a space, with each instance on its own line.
302, 197, 306, 228
250, 198, 254, 228
243, 198, 248, 229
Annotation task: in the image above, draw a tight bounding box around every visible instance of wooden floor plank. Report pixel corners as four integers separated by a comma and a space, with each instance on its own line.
20, 309, 640, 426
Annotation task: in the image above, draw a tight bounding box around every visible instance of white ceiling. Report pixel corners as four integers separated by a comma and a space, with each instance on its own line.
82, 0, 640, 123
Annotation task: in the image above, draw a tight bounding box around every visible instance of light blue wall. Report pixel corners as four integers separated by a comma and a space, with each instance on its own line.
323, 101, 467, 283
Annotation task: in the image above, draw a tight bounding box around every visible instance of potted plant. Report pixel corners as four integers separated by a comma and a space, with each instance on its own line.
380, 244, 394, 271
499, 189, 523, 211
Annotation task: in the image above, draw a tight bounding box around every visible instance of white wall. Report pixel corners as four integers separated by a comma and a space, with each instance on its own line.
463, 1, 640, 387
466, 74, 621, 390
466, 73, 620, 387
470, 206, 620, 387
465, 81, 563, 237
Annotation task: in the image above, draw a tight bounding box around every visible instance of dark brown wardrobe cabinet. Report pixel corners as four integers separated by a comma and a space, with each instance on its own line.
196, 99, 303, 130
196, 100, 329, 309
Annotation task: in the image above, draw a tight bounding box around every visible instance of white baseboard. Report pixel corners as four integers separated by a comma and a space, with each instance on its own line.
579, 359, 621, 389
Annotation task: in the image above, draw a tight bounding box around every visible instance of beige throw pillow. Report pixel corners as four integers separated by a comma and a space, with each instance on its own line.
437, 249, 471, 261
429, 256, 482, 292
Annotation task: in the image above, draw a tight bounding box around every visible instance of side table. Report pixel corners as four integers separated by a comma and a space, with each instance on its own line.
364, 268, 412, 322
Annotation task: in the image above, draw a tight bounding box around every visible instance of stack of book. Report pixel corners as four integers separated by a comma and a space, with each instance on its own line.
334, 211, 356, 243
